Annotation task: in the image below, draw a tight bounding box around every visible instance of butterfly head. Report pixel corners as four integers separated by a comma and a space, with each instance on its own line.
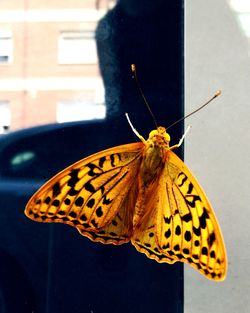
148, 127, 170, 148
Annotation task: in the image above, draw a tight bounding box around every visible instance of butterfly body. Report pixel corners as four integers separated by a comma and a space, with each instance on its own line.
25, 126, 227, 281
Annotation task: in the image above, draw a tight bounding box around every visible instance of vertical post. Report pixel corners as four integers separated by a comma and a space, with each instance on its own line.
48, 1, 184, 312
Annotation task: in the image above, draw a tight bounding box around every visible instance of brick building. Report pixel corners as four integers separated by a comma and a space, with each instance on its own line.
0, 0, 115, 133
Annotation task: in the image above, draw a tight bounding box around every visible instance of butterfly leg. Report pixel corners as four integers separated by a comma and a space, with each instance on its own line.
169, 125, 192, 151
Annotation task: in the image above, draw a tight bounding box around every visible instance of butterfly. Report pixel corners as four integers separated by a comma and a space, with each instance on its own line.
25, 119, 227, 281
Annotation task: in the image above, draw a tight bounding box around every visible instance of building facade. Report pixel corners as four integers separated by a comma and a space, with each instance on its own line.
0, 0, 114, 133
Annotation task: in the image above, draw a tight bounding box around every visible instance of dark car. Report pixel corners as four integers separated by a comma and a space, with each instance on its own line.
0, 119, 183, 313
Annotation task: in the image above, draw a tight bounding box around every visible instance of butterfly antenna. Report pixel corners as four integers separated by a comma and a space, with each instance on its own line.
125, 113, 146, 142
167, 90, 222, 130
131, 64, 158, 129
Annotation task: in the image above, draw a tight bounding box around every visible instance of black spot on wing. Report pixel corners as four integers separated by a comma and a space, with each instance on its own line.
87, 198, 95, 208
174, 244, 180, 251
164, 216, 172, 224
177, 172, 187, 187
175, 225, 181, 235
162, 243, 170, 249
182, 213, 192, 223
164, 229, 171, 238
187, 182, 194, 194
96, 206, 103, 217
210, 251, 216, 258
211, 273, 216, 279
44, 196, 51, 204
64, 198, 71, 205
208, 232, 216, 247
52, 182, 61, 197
82, 223, 91, 229
199, 208, 209, 229
204, 269, 210, 276
87, 163, 103, 176
193, 226, 201, 236
183, 248, 189, 254
185, 195, 201, 208
68, 188, 79, 196
84, 182, 95, 193
102, 195, 112, 205
100, 186, 105, 195
75, 197, 84, 207
58, 210, 66, 216
80, 214, 87, 222
52, 199, 60, 207
91, 219, 98, 228
98, 157, 106, 168
194, 240, 200, 247
67, 169, 80, 187
69, 211, 77, 218
110, 154, 115, 167
184, 231, 192, 242
201, 247, 208, 256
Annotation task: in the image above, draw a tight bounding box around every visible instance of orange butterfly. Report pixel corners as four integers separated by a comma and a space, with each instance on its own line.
25, 114, 227, 281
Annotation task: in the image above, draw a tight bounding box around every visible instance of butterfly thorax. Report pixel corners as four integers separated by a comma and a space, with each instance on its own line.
136, 126, 170, 189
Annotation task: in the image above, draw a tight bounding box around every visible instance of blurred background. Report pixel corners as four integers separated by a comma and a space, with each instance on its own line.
0, 0, 250, 312
0, 0, 109, 133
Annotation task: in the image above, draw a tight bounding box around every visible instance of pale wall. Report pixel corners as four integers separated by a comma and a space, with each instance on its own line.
185, 0, 250, 312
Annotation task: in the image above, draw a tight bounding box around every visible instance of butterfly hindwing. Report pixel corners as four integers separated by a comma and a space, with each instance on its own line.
79, 173, 139, 244
25, 142, 143, 244
163, 151, 227, 280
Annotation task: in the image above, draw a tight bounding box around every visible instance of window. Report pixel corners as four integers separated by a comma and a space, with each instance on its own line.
0, 101, 11, 134
58, 31, 98, 64
0, 30, 13, 64
56, 99, 105, 122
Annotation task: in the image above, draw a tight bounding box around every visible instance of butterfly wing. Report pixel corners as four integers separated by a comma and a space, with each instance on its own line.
132, 150, 227, 281
25, 142, 144, 244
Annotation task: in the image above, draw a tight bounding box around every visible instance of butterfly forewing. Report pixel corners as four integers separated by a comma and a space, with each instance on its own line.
159, 151, 227, 280
25, 142, 143, 243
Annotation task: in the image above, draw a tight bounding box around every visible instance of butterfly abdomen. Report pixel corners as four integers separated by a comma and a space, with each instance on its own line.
132, 136, 167, 228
